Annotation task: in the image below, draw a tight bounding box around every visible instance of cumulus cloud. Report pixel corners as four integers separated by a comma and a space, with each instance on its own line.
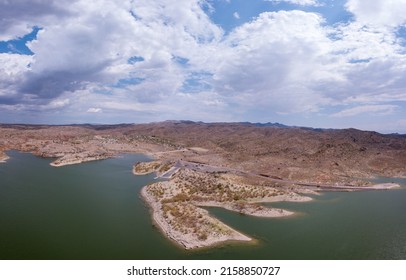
0, 0, 406, 132
212, 11, 333, 113
131, 0, 222, 43
20, 0, 139, 97
0, 53, 32, 104
1, 0, 222, 106
316, 21, 406, 107
0, 0, 76, 40
0, 53, 31, 77
346, 0, 406, 27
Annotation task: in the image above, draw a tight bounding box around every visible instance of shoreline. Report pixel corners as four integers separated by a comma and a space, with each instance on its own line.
138, 167, 315, 250
196, 201, 294, 218
49, 154, 112, 167
141, 185, 252, 250
140, 181, 313, 249
0, 155, 9, 163
194, 193, 313, 218
136, 160, 405, 250
0, 150, 9, 163
310, 182, 401, 191
3, 149, 405, 189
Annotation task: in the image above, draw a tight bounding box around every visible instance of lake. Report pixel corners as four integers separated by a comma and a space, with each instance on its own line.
0, 151, 405, 259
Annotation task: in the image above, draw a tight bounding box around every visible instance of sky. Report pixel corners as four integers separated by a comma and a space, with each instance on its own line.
0, 0, 406, 133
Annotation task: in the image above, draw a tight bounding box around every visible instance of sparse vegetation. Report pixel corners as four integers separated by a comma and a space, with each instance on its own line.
142, 167, 302, 248
133, 161, 174, 176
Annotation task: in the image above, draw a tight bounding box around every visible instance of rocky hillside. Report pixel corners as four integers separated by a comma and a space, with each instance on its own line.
1, 121, 405, 184
115, 121, 406, 183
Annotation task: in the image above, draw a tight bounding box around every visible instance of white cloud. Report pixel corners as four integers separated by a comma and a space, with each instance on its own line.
87, 107, 102, 113
318, 21, 406, 106
26, 1, 138, 75
44, 98, 70, 109
332, 105, 399, 117
233, 12, 240, 19
331, 23, 403, 61
0, 0, 406, 132
0, 0, 223, 105
212, 11, 333, 113
346, 0, 406, 27
0, 0, 76, 41
130, 0, 223, 43
0, 53, 31, 76
0, 53, 32, 103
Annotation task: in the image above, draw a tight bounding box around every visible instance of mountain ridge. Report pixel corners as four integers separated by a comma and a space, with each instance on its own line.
1, 121, 405, 184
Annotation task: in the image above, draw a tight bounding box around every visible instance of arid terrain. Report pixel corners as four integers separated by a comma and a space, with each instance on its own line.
1, 121, 405, 248
2, 121, 405, 183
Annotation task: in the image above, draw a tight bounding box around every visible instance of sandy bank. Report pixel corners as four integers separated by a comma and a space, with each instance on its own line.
0, 154, 9, 163
364, 183, 400, 190
314, 182, 401, 191
193, 192, 313, 218
50, 154, 111, 167
0, 150, 9, 163
196, 201, 294, 218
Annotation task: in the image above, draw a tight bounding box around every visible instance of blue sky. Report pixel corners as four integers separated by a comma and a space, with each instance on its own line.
207, 0, 353, 31
0, 0, 406, 133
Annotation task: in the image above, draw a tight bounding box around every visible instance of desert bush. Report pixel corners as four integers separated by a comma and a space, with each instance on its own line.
198, 232, 208, 241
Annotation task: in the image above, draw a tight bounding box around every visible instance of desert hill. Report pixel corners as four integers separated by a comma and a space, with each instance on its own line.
1, 121, 405, 184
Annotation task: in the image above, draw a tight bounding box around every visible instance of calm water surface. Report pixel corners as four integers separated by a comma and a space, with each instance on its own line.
1, 151, 405, 259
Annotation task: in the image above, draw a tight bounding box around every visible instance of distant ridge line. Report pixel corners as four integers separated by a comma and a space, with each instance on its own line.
0, 121, 405, 136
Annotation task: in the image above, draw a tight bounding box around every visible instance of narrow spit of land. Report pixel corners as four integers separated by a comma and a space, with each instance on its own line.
135, 161, 312, 249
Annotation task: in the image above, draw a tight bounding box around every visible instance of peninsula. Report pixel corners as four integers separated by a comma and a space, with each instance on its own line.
135, 162, 312, 249
1, 121, 405, 249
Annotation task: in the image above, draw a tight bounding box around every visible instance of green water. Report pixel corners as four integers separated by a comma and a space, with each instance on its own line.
1, 151, 405, 260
